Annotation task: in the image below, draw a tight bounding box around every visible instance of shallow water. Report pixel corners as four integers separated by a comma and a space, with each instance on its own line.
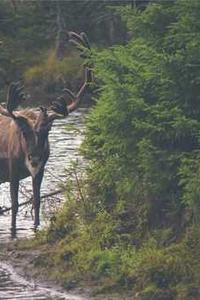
0, 108, 87, 300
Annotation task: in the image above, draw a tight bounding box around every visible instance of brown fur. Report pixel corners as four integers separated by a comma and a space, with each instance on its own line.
0, 110, 50, 235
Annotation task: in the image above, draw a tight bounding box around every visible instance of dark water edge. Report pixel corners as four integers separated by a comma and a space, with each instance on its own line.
0, 109, 88, 300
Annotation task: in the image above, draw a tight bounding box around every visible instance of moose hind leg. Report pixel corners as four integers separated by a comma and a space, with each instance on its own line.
10, 180, 19, 236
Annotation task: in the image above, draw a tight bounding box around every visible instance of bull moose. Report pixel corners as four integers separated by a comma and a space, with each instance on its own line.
0, 32, 92, 235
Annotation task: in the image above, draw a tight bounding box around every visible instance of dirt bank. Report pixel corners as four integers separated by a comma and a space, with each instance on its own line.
0, 241, 133, 300
0, 241, 89, 299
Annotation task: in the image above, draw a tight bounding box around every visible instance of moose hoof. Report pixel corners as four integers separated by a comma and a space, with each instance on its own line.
33, 222, 40, 232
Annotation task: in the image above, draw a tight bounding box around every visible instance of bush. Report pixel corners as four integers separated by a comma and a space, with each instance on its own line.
23, 49, 82, 105
26, 1, 200, 297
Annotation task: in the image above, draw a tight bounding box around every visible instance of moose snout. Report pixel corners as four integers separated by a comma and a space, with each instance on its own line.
31, 161, 38, 167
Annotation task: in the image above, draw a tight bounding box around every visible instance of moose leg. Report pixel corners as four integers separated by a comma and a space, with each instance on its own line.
32, 169, 44, 229
10, 180, 19, 237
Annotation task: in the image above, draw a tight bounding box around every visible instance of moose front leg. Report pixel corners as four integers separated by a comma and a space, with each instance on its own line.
10, 179, 19, 237
32, 169, 44, 229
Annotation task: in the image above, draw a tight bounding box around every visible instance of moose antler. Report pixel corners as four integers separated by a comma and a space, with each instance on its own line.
7, 82, 25, 113
0, 32, 93, 133
68, 31, 93, 61
48, 66, 91, 123
68, 31, 91, 51
47, 32, 93, 123
65, 66, 91, 113
0, 82, 25, 118
67, 31, 93, 109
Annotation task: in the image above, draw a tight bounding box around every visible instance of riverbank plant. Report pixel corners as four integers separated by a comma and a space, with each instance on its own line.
22, 0, 200, 298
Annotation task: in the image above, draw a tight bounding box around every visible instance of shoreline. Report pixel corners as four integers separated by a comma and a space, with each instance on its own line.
0, 241, 133, 300
0, 241, 90, 300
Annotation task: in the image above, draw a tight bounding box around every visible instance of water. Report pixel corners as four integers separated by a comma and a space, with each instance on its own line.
0, 108, 88, 300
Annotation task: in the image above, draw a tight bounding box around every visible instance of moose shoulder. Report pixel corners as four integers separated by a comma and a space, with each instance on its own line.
0, 31, 92, 236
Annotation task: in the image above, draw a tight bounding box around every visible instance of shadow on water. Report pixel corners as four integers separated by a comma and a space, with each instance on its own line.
0, 108, 88, 300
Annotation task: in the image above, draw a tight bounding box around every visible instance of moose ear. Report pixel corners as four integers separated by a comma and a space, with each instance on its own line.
34, 106, 51, 136
34, 107, 47, 130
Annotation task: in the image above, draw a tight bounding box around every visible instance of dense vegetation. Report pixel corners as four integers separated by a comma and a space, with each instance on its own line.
0, 0, 128, 103
6, 0, 200, 299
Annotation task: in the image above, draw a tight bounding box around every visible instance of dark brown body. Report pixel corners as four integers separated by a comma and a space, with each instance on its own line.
0, 110, 49, 182
0, 110, 50, 235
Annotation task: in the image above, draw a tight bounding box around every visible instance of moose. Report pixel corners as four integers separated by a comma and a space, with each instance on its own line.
0, 32, 92, 235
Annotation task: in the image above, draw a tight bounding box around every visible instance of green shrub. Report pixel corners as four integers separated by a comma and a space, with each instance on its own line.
24, 49, 81, 84
24, 1, 200, 297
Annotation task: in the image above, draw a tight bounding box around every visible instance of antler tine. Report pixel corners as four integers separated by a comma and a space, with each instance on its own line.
7, 82, 17, 112
63, 88, 76, 100
68, 31, 91, 54
50, 97, 68, 117
68, 31, 86, 47
13, 86, 24, 105
7, 82, 25, 115
84, 67, 93, 84
77, 67, 89, 98
49, 67, 91, 119
0, 82, 25, 118
68, 39, 85, 52
66, 67, 91, 114
62, 65, 93, 114
80, 32, 91, 49
47, 32, 93, 123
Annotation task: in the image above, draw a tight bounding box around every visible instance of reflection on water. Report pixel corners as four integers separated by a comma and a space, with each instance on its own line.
0, 108, 87, 300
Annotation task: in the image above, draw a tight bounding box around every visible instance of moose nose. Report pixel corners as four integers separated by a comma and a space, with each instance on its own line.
31, 162, 38, 167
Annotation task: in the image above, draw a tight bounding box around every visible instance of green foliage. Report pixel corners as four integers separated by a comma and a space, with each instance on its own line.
0, 0, 128, 102
20, 0, 200, 297
179, 155, 200, 222
23, 49, 82, 104
83, 0, 200, 232
24, 50, 81, 83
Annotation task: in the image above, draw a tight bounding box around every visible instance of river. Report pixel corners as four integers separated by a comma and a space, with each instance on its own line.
0, 108, 88, 300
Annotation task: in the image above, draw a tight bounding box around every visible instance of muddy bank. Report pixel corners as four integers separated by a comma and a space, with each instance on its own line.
0, 241, 133, 300
0, 241, 88, 300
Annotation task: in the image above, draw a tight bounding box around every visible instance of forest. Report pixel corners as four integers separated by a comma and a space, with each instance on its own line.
0, 0, 200, 299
